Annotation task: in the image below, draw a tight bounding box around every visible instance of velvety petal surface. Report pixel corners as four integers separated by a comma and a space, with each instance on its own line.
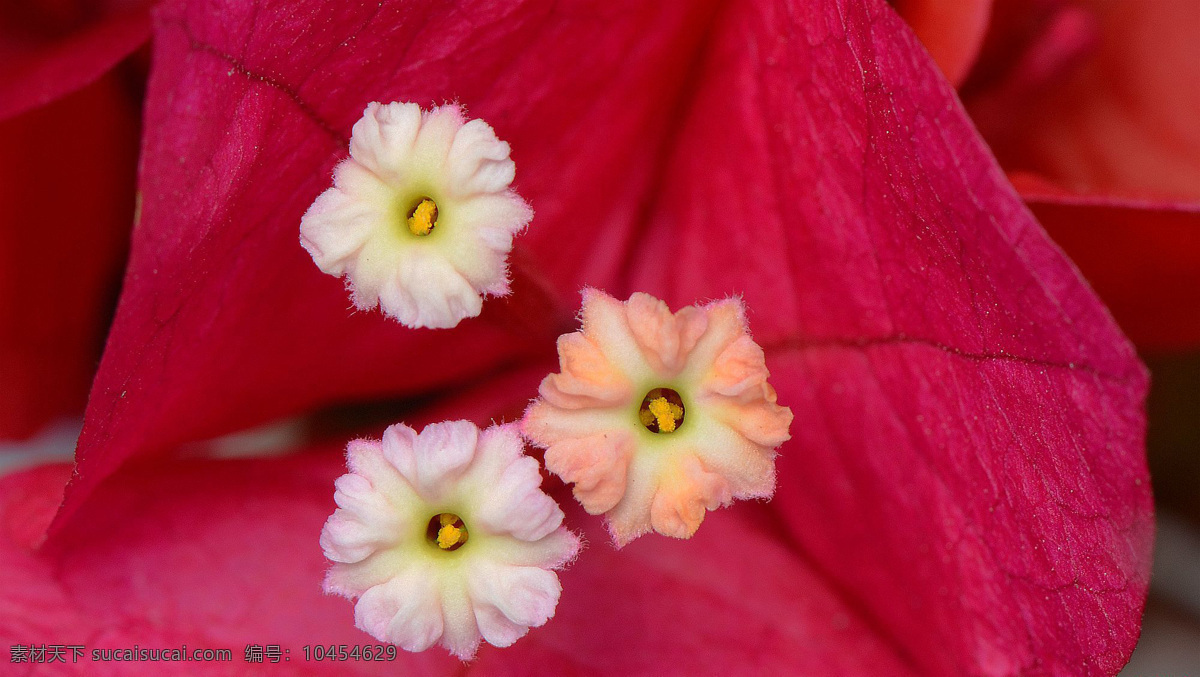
38, 0, 1154, 673
0, 445, 912, 674
962, 0, 1200, 350
626, 0, 1150, 674
59, 0, 720, 528
0, 72, 139, 440
0, 2, 151, 120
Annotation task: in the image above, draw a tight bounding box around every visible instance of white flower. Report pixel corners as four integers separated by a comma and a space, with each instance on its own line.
522, 290, 793, 546
321, 421, 579, 660
300, 102, 532, 329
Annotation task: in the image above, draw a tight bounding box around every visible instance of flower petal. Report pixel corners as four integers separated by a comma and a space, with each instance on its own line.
648, 455, 731, 540
625, 0, 1151, 672
0, 72, 138, 440
408, 421, 478, 499
0, 458, 915, 675
469, 428, 564, 541
961, 1, 1200, 350
968, 0, 1200, 205
353, 563, 444, 654
467, 561, 561, 649
1023, 193, 1200, 352
542, 433, 634, 515
0, 4, 150, 120
57, 0, 721, 531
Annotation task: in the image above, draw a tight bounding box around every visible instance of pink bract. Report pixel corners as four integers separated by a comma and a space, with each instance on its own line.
0, 2, 151, 120
0, 0, 1152, 674
902, 0, 1200, 350
0, 71, 140, 440
0, 0, 148, 439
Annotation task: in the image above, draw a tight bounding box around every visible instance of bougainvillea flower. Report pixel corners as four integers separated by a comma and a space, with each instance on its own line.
4, 0, 1154, 673
0, 420, 934, 675
301, 102, 531, 328
321, 421, 579, 658
897, 0, 1200, 350
523, 290, 791, 545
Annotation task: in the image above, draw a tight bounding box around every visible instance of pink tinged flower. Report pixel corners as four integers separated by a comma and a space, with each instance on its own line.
523, 290, 792, 546
32, 0, 1153, 672
320, 421, 579, 659
300, 102, 532, 329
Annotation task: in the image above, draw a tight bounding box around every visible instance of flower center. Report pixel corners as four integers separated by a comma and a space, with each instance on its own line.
638, 387, 685, 433
425, 512, 468, 551
407, 197, 439, 236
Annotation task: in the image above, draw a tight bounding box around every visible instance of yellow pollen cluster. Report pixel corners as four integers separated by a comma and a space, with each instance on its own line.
408, 198, 438, 236
647, 396, 683, 433
437, 524, 463, 549
434, 512, 467, 550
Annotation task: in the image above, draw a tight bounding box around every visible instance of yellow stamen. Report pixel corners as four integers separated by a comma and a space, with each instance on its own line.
436, 523, 464, 550
427, 512, 468, 550
648, 397, 683, 433
407, 198, 438, 236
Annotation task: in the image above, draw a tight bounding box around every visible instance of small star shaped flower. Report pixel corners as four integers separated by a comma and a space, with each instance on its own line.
523, 289, 793, 546
300, 102, 532, 328
320, 421, 579, 659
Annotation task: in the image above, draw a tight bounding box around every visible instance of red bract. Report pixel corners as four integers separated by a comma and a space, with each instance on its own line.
2, 0, 1151, 674
0, 1, 151, 119
0, 0, 150, 439
904, 0, 1200, 350
1013, 182, 1200, 353
0, 61, 141, 440
54, 0, 720, 526
967, 0, 1200, 204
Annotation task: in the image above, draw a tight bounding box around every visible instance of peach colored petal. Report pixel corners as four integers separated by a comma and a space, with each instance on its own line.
522, 399, 627, 446
678, 300, 749, 381
538, 333, 631, 409
684, 419, 778, 499
544, 433, 635, 515
649, 457, 733, 540
706, 335, 771, 397
705, 384, 793, 449
578, 288, 649, 372
624, 292, 708, 375
523, 290, 791, 545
